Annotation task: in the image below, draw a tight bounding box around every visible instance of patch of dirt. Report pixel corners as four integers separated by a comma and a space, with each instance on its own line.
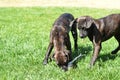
0, 0, 120, 9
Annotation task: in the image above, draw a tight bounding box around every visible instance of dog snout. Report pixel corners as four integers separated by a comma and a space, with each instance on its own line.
80, 34, 84, 38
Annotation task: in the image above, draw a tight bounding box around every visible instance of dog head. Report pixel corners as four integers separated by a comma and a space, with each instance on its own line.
53, 50, 71, 71
70, 16, 94, 38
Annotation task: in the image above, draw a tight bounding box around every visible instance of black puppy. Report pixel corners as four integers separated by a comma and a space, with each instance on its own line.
71, 14, 120, 67
43, 13, 78, 70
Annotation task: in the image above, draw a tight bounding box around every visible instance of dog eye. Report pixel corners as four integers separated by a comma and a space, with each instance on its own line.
65, 55, 68, 58
82, 27, 84, 29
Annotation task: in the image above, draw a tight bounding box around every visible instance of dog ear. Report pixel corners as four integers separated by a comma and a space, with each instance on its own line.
85, 17, 93, 29
69, 18, 78, 28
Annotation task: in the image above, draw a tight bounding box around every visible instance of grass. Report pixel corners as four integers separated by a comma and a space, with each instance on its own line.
0, 7, 120, 80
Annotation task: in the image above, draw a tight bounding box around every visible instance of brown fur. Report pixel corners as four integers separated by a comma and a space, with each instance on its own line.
43, 13, 78, 70
71, 14, 120, 67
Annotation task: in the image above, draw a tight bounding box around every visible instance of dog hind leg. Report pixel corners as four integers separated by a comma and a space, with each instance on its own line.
65, 34, 72, 61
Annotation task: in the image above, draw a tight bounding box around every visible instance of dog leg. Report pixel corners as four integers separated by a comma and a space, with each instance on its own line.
90, 42, 101, 67
71, 24, 78, 50
66, 34, 72, 51
65, 34, 72, 61
111, 34, 120, 54
43, 43, 53, 65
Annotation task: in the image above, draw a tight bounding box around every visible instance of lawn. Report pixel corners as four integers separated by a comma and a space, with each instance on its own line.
0, 7, 120, 80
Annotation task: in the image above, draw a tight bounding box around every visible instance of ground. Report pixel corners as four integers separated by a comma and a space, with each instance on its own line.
0, 0, 120, 9
0, 1, 120, 80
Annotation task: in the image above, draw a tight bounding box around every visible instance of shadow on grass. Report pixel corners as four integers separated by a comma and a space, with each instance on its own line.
72, 46, 92, 58
71, 45, 120, 68
98, 53, 119, 62
71, 46, 92, 67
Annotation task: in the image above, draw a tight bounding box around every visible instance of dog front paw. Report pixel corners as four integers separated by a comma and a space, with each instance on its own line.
43, 60, 48, 65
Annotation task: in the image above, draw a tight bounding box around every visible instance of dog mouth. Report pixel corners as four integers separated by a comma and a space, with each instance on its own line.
79, 30, 88, 38
60, 54, 84, 71
57, 63, 68, 71
80, 35, 87, 38
57, 54, 84, 71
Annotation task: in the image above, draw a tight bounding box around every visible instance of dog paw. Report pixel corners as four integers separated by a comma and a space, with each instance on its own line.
43, 60, 48, 65
87, 64, 93, 69
88, 63, 94, 69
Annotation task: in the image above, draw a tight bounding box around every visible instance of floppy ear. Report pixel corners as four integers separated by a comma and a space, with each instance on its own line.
85, 17, 93, 29
69, 18, 78, 28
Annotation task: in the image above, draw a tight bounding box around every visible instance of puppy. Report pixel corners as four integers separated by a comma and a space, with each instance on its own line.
43, 13, 78, 70
71, 14, 120, 67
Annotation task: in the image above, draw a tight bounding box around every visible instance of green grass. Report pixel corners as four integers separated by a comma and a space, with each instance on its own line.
0, 7, 120, 80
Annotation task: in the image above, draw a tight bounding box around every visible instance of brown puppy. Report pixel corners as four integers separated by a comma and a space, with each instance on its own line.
43, 13, 77, 70
71, 14, 120, 67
